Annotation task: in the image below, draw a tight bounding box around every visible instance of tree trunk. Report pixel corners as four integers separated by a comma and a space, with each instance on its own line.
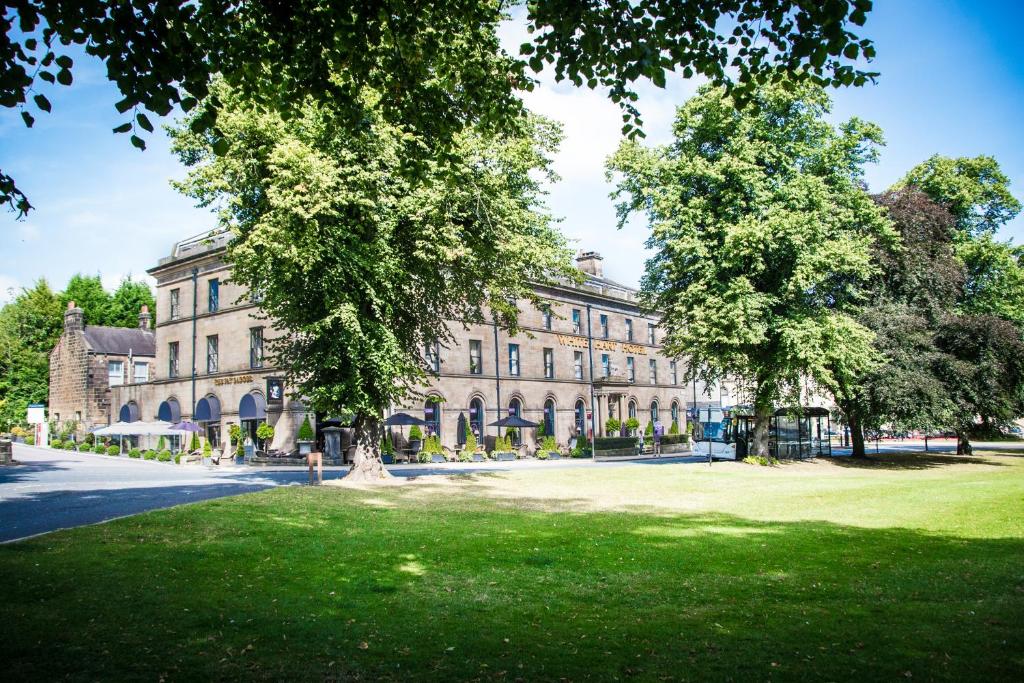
344, 413, 392, 482
956, 431, 972, 455
751, 389, 773, 457
847, 412, 867, 459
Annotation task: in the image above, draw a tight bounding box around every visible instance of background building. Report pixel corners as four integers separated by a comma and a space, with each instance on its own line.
110, 232, 699, 457
49, 301, 155, 434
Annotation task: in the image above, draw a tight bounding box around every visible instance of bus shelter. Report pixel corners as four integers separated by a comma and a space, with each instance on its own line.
730, 406, 832, 459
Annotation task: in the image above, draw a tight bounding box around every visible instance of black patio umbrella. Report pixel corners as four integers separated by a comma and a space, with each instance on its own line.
383, 413, 427, 426
488, 415, 539, 428
456, 412, 468, 445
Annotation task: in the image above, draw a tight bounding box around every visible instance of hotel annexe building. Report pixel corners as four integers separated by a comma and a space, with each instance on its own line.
112, 231, 696, 457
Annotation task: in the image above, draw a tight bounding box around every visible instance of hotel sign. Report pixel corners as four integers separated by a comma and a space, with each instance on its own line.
556, 334, 647, 355
214, 375, 254, 386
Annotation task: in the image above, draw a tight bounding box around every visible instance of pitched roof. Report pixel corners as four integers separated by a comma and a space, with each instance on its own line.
82, 326, 156, 357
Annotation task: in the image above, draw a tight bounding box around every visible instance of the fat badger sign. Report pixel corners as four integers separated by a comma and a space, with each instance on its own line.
266, 378, 284, 405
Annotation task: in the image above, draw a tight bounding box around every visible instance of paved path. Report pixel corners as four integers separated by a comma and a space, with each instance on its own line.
0, 445, 702, 543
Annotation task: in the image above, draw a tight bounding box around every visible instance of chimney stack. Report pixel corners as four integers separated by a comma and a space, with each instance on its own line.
64, 300, 84, 333
138, 304, 152, 330
576, 250, 604, 278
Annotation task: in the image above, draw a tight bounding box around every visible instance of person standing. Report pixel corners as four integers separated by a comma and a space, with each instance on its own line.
654, 421, 664, 456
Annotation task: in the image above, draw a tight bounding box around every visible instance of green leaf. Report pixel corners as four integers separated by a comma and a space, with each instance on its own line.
55, 55, 72, 69
130, 135, 146, 151
112, 122, 132, 134
211, 138, 230, 156
115, 97, 134, 114
21, 111, 34, 127
33, 94, 50, 112
843, 44, 859, 60
180, 97, 198, 112
38, 71, 55, 83
56, 68, 72, 86
136, 112, 154, 133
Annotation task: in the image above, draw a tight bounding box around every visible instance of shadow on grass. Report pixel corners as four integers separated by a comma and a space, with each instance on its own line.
1, 482, 1022, 682
821, 452, 1008, 470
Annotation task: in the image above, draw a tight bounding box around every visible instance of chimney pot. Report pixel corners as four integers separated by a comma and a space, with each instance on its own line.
138, 304, 152, 330
64, 301, 84, 333
576, 250, 604, 278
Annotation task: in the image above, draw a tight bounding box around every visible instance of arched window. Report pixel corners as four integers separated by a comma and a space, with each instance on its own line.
575, 399, 586, 435
628, 400, 637, 420
469, 397, 484, 439
650, 400, 659, 426
543, 398, 555, 437
424, 397, 442, 438
671, 400, 679, 426
508, 397, 523, 445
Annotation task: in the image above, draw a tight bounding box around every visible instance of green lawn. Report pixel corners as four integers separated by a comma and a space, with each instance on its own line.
2, 452, 1023, 681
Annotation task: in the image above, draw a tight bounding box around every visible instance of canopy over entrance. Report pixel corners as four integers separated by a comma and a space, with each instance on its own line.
194, 395, 221, 422
239, 392, 267, 420
118, 402, 140, 423
157, 398, 181, 423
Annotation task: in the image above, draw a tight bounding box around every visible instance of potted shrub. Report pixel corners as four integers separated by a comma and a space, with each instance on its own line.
669, 419, 680, 435
228, 424, 244, 464
381, 431, 395, 465
93, 443, 106, 455
493, 434, 516, 461
128, 448, 141, 459
297, 416, 315, 455
459, 424, 477, 462
539, 435, 559, 460
158, 449, 172, 462
106, 445, 120, 456
604, 417, 621, 437
202, 440, 213, 465
408, 425, 423, 455
625, 417, 640, 436
256, 422, 275, 453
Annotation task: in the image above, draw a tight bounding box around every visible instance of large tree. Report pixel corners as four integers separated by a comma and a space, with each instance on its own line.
0, 279, 62, 430
59, 273, 110, 325
828, 189, 962, 457
896, 155, 1022, 238
106, 276, 156, 328
608, 81, 895, 456
3, 0, 878, 216
170, 85, 575, 480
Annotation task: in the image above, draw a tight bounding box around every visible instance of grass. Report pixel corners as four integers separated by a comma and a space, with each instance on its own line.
1, 452, 1023, 681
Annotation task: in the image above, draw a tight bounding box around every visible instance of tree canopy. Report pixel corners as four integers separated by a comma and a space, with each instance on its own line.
896, 155, 1022, 238
3, 0, 878, 217
608, 81, 894, 455
169, 83, 576, 478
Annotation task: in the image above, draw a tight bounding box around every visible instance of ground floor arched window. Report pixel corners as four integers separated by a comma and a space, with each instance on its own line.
543, 398, 555, 437
424, 397, 442, 438
650, 400, 659, 426
575, 399, 586, 436
508, 397, 523, 445
469, 397, 484, 440
671, 400, 679, 427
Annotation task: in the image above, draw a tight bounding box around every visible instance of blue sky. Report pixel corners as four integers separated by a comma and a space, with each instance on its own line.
2, 0, 1022, 301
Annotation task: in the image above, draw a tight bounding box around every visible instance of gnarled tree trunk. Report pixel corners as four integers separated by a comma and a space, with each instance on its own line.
846, 411, 867, 459
956, 430, 973, 455
751, 387, 773, 457
344, 413, 392, 482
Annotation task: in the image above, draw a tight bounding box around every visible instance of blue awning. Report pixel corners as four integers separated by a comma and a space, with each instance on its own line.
118, 402, 140, 423
239, 393, 266, 420
194, 396, 221, 422
157, 398, 181, 423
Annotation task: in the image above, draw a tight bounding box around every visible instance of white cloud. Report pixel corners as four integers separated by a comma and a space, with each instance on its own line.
0, 274, 21, 305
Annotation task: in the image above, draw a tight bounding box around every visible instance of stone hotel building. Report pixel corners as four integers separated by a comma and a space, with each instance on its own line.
111, 231, 693, 456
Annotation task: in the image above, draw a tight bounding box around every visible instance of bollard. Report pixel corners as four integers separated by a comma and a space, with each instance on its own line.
0, 439, 11, 465
307, 451, 323, 485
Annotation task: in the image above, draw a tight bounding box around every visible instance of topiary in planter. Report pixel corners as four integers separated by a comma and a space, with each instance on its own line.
189, 433, 200, 452
157, 450, 172, 462
106, 445, 119, 456
93, 444, 107, 454
298, 416, 315, 441
256, 422, 275, 449
128, 448, 141, 458
143, 450, 157, 460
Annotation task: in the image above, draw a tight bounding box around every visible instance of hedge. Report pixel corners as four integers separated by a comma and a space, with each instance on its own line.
106, 445, 120, 456
128, 448, 141, 459
660, 434, 689, 445
593, 436, 638, 451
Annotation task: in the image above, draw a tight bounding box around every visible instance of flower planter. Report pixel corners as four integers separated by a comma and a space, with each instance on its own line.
472, 453, 485, 462
495, 451, 516, 461
297, 441, 313, 456
408, 439, 422, 453
547, 452, 561, 460
430, 454, 446, 463
381, 454, 395, 464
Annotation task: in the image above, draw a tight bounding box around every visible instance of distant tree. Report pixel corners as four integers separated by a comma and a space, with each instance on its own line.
169, 85, 575, 481
609, 81, 895, 456
829, 189, 961, 457
3, 1, 878, 217
59, 274, 109, 326
896, 155, 1022, 238
937, 314, 1024, 453
106, 277, 155, 328
0, 280, 62, 429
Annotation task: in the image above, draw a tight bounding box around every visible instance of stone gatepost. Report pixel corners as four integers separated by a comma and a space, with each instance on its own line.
0, 439, 12, 465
